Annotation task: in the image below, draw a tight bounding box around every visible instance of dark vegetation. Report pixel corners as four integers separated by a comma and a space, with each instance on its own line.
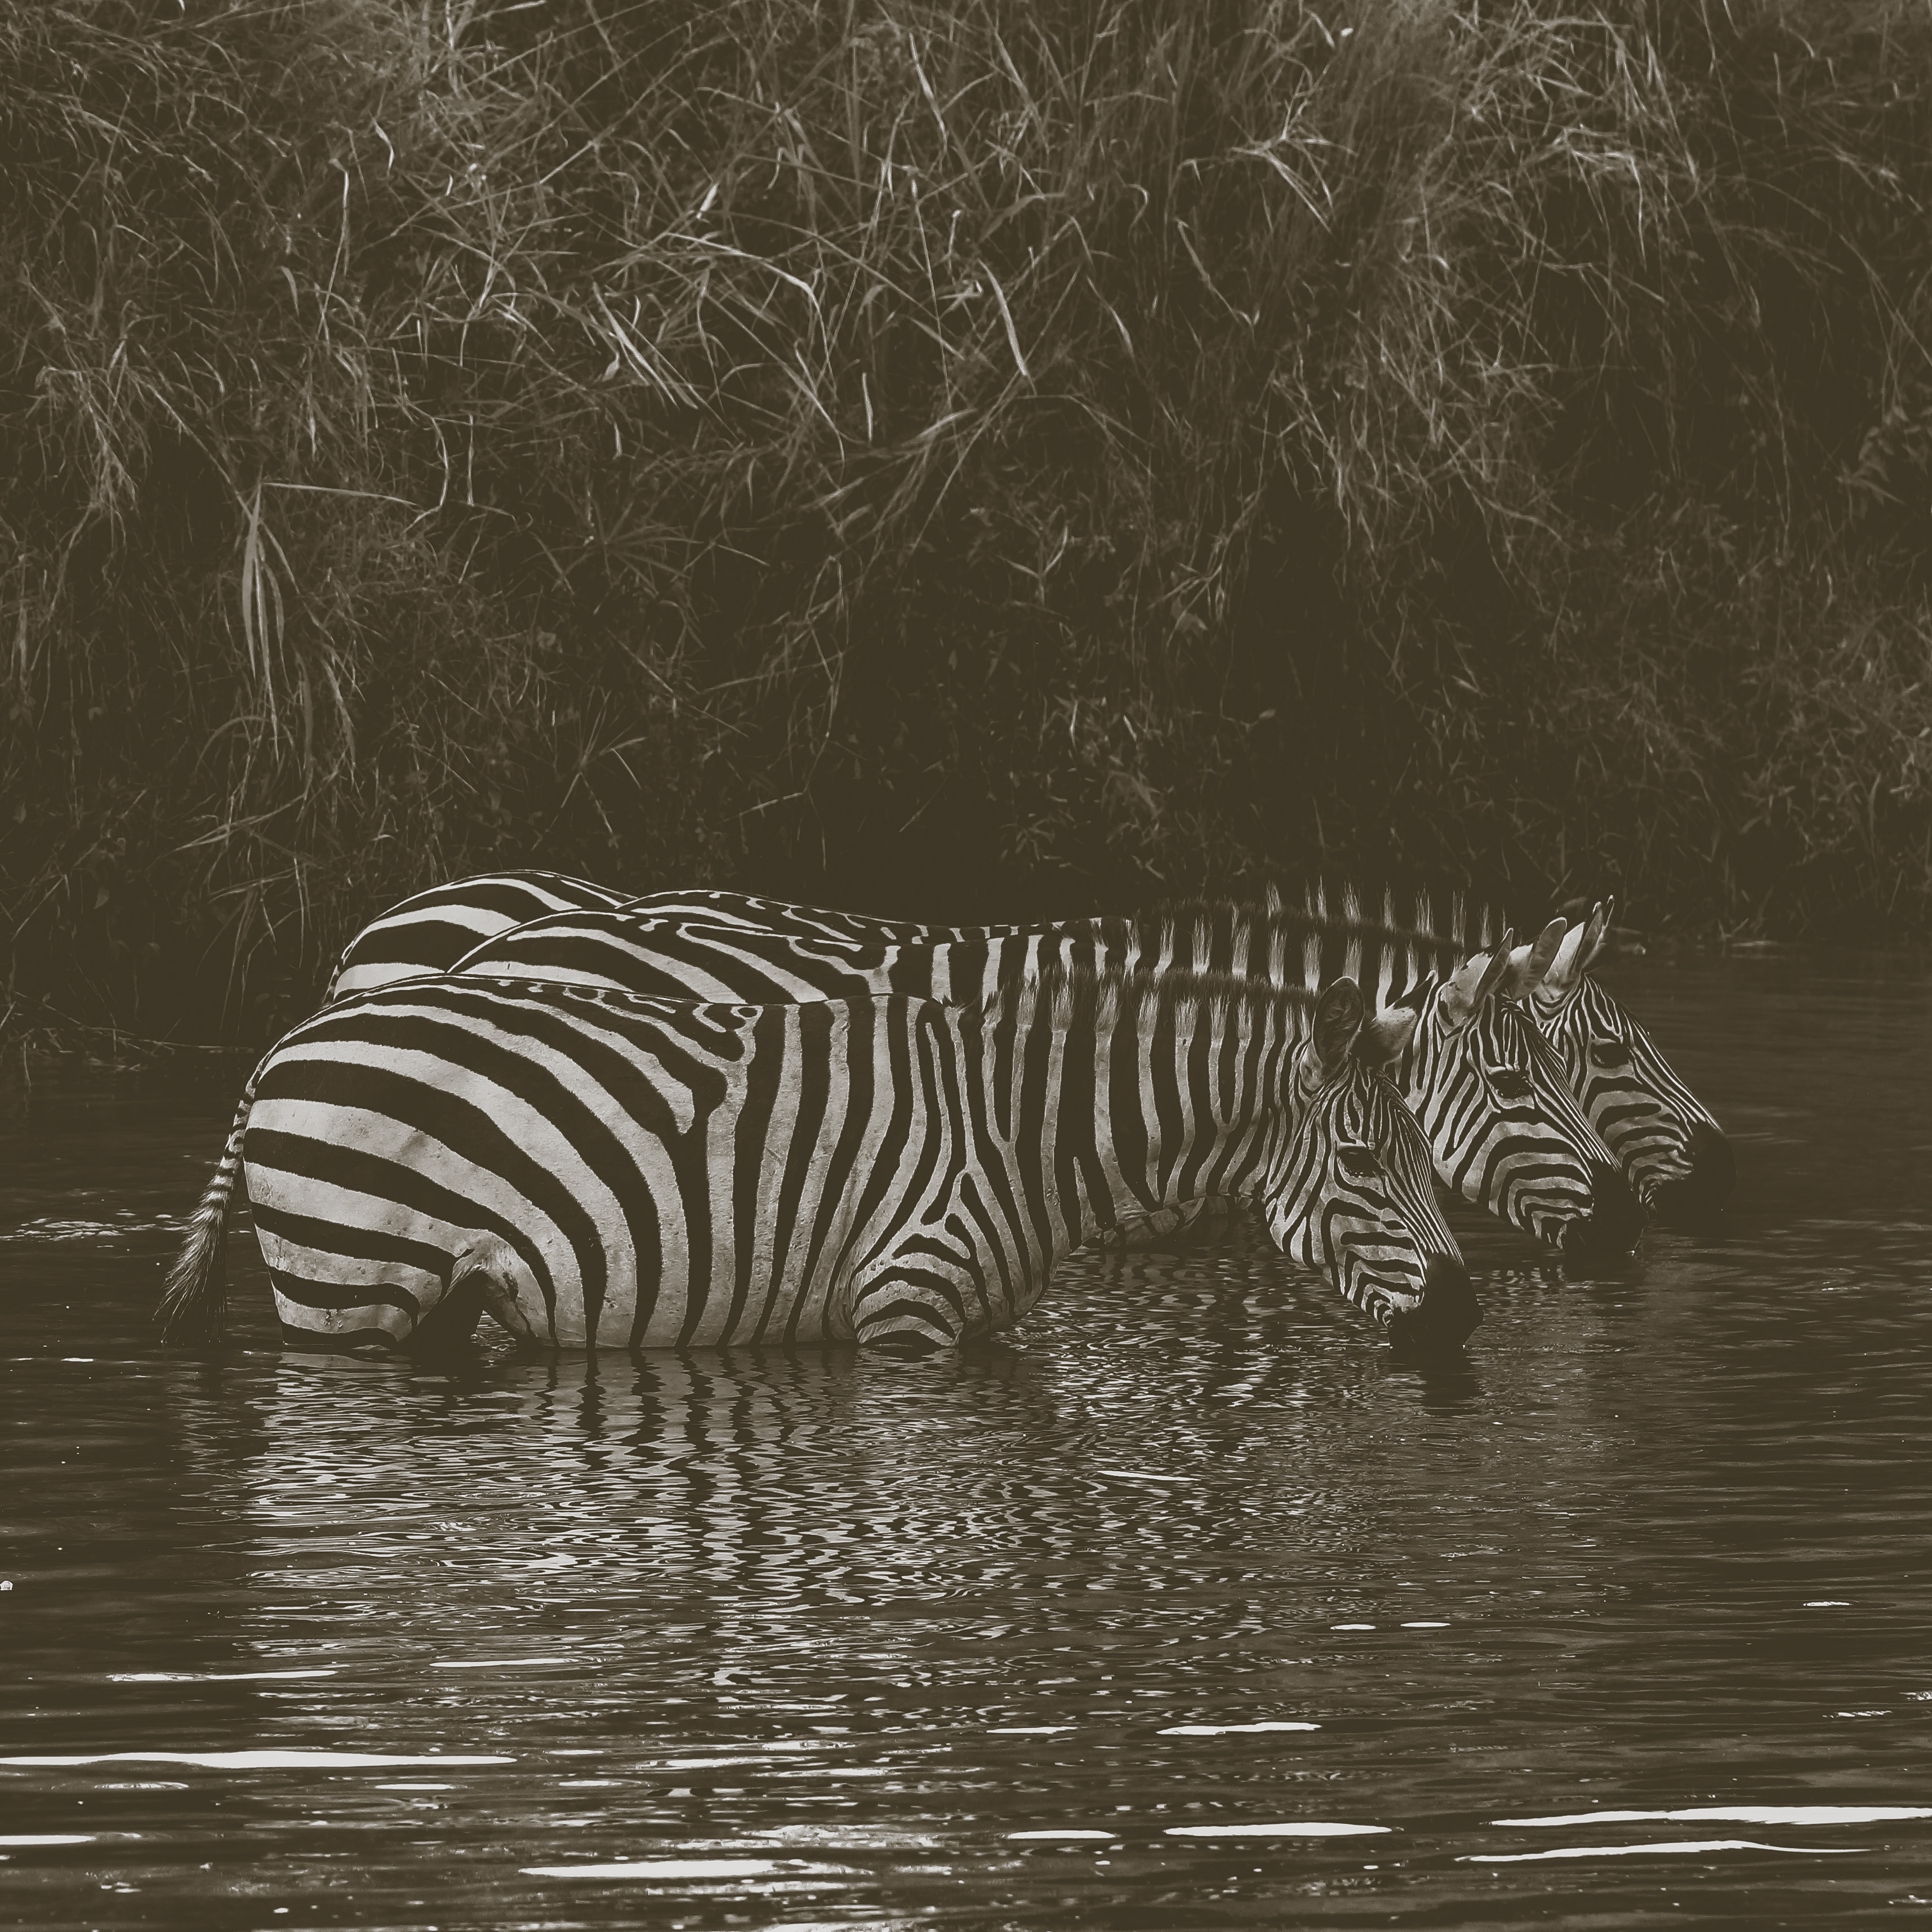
7, 0, 1932, 1052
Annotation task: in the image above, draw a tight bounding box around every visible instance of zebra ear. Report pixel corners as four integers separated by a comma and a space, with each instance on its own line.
1541, 914, 1593, 999
1440, 929, 1515, 1027
1543, 898, 1614, 998
1581, 896, 1614, 969
1475, 932, 1515, 1008
1311, 976, 1365, 1079
1357, 1004, 1418, 1068
1503, 918, 1568, 1000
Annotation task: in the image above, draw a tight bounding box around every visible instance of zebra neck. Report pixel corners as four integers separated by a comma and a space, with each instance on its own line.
971, 988, 1280, 1260
896, 932, 1090, 1004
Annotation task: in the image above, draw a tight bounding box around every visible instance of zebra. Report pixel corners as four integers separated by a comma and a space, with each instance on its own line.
1006, 876, 1713, 1220
157, 964, 1473, 1359
438, 900, 1637, 1257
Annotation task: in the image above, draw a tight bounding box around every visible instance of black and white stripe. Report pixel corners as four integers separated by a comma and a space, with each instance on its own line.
158, 967, 1471, 1357
326, 871, 634, 999
1116, 879, 1717, 1222
322, 881, 1026, 1001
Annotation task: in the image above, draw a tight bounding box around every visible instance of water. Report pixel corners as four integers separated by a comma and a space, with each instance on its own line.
3, 949, 1930, 1929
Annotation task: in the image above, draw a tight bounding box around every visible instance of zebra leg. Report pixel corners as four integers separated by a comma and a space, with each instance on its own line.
444, 1235, 544, 1347
1096, 1195, 1237, 1253
408, 1272, 485, 1356
267, 1276, 419, 1351
849, 1241, 995, 1359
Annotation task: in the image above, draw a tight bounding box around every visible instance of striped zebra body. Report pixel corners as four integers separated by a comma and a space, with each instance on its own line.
326, 871, 634, 1000
1245, 880, 1506, 1010
446, 901, 1632, 1253
323, 879, 1038, 1003
616, 890, 1032, 949
159, 968, 1471, 1356
446, 909, 1095, 1004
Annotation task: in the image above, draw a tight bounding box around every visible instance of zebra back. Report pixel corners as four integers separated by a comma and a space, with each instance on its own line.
446, 910, 1114, 1005
330, 865, 1714, 1217
1139, 879, 1507, 1009
615, 889, 1036, 948
323, 874, 1043, 1004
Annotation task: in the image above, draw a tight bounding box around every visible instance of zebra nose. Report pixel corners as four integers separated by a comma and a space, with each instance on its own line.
1560, 1163, 1644, 1258
1388, 1254, 1480, 1353
1650, 1122, 1735, 1222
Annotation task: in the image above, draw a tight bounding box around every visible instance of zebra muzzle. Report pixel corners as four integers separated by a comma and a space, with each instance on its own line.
1648, 1122, 1735, 1223
1386, 1254, 1480, 1352
1559, 1163, 1644, 1258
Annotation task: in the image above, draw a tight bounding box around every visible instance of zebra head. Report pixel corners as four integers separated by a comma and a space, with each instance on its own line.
1385, 932, 1641, 1257
1260, 978, 1475, 1350
1526, 900, 1733, 1220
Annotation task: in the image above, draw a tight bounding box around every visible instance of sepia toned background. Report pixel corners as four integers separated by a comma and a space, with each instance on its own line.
7, 0, 1932, 1045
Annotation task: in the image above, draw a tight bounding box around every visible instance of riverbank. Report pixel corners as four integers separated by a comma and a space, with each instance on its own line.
7, 1, 1932, 1049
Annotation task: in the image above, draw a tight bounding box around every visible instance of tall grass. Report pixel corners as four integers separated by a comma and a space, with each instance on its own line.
5, 0, 1932, 1049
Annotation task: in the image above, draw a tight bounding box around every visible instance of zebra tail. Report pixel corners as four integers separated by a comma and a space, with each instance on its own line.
157, 1065, 262, 1344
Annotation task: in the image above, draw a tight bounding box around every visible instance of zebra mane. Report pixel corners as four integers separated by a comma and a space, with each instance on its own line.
1141, 880, 1506, 954
977, 950, 1325, 1039
1283, 877, 1507, 955
1041, 882, 1503, 1010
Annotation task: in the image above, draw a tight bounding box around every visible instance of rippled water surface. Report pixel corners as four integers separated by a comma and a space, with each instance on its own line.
3, 950, 1930, 1929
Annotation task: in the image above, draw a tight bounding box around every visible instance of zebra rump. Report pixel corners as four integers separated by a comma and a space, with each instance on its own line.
324, 870, 634, 1000
322, 878, 1037, 1002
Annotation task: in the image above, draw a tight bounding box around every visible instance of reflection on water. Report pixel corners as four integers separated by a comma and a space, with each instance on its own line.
2, 950, 1931, 1927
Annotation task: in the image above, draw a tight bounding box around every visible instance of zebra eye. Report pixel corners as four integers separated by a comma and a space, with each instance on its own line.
1486, 1067, 1533, 1102
1336, 1142, 1380, 1182
1589, 1038, 1632, 1070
